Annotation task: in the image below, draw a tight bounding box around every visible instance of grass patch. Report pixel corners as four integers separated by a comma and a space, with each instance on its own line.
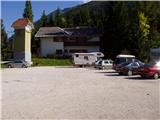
1, 63, 7, 68
32, 58, 73, 66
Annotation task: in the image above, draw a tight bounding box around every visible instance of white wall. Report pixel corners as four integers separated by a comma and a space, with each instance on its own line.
40, 37, 64, 57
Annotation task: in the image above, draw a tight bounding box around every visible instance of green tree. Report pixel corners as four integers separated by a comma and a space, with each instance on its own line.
82, 7, 93, 26
139, 12, 150, 39
39, 10, 47, 27
54, 7, 66, 27
48, 14, 55, 26
23, 0, 34, 22
138, 12, 150, 61
1, 19, 8, 60
102, 1, 130, 58
65, 13, 74, 27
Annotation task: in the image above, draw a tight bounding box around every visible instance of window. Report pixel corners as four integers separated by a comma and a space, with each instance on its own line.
104, 61, 109, 64
64, 49, 68, 53
131, 63, 138, 66
56, 49, 63, 55
84, 56, 89, 60
15, 61, 22, 63
76, 54, 79, 57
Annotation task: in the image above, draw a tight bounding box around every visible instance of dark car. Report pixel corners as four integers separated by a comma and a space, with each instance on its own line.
7, 60, 30, 68
136, 61, 160, 79
119, 61, 144, 76
112, 54, 135, 70
116, 61, 132, 74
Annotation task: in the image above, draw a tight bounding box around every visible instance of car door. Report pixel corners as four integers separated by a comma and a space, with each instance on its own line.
130, 62, 139, 69
13, 61, 18, 67
103, 60, 109, 68
15, 61, 22, 67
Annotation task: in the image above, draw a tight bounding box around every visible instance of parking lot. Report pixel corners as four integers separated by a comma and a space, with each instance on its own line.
1, 67, 160, 119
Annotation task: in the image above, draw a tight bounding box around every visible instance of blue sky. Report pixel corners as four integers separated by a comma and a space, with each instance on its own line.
1, 1, 86, 37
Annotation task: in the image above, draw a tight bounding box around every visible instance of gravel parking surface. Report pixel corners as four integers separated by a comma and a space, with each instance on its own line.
1, 67, 160, 119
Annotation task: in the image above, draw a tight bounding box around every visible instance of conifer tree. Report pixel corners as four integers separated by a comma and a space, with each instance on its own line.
1, 19, 8, 60
39, 10, 47, 27
23, 0, 34, 22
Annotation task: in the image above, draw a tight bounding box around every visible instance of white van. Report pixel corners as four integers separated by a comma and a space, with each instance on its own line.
72, 52, 104, 67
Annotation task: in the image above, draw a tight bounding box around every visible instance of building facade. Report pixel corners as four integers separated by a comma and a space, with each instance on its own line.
12, 18, 34, 64
35, 27, 101, 57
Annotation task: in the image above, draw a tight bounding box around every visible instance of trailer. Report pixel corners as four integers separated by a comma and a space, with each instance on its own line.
150, 48, 160, 62
72, 52, 104, 67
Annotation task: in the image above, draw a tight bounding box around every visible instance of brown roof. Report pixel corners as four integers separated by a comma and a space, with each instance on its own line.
35, 27, 68, 37
63, 27, 102, 36
35, 26, 101, 37
11, 18, 33, 28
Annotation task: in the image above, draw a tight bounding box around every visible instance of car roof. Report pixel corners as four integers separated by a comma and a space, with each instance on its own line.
116, 54, 135, 58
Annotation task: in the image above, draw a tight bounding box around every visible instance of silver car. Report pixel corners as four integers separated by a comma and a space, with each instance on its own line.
7, 60, 30, 68
96, 59, 113, 70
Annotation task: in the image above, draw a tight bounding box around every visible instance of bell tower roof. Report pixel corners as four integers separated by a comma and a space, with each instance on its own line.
11, 18, 34, 29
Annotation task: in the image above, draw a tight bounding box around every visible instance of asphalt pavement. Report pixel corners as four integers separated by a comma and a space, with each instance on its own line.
1, 67, 160, 119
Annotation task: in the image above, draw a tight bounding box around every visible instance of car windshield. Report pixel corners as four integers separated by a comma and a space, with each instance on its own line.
98, 61, 102, 64
15, 61, 22, 63
109, 60, 113, 64
119, 61, 131, 66
96, 60, 102, 64
138, 61, 145, 66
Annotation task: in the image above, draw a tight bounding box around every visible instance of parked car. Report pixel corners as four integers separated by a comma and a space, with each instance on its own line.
94, 59, 103, 68
116, 61, 132, 75
113, 54, 135, 70
7, 60, 30, 68
136, 61, 160, 79
118, 61, 144, 76
96, 59, 113, 70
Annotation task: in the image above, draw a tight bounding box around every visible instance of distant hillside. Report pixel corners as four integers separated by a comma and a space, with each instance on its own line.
34, 3, 83, 28
33, 1, 160, 61
34, 1, 110, 28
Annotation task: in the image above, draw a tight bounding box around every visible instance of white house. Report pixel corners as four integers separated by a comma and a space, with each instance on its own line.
35, 26, 101, 57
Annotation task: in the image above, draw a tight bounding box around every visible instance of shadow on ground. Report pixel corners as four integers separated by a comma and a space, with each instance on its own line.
124, 76, 156, 80
105, 73, 120, 76
95, 71, 116, 74
55, 66, 78, 68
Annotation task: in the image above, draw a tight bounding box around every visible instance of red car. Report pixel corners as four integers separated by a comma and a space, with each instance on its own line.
137, 61, 160, 79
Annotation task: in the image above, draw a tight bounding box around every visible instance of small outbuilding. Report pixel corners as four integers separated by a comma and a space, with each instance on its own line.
12, 18, 34, 64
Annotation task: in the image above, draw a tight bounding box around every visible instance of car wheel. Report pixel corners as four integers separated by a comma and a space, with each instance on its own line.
153, 73, 159, 79
22, 65, 27, 68
8, 64, 12, 68
128, 70, 132, 76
